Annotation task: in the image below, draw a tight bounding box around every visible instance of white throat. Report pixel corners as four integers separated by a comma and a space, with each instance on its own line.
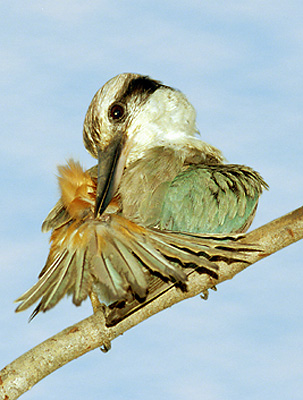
126, 87, 199, 164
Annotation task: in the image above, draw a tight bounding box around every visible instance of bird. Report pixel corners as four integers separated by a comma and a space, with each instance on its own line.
15, 73, 268, 324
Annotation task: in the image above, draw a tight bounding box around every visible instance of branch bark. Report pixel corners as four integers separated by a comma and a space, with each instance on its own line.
1, 206, 303, 400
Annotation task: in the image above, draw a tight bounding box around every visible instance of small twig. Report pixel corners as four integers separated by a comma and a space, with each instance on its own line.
1, 206, 302, 400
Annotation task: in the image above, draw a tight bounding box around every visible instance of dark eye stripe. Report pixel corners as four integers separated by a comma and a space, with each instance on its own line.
120, 76, 162, 102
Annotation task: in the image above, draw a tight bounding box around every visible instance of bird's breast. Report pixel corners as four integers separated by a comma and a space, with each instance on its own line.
118, 146, 267, 234
118, 144, 217, 228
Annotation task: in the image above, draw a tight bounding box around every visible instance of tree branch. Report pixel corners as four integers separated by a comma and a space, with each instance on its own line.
1, 206, 302, 400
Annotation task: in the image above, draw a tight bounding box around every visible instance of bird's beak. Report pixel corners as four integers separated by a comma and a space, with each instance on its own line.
94, 133, 126, 218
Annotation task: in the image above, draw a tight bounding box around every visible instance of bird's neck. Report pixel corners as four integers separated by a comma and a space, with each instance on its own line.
125, 130, 224, 167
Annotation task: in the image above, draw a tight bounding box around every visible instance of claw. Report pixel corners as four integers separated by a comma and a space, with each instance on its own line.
200, 289, 209, 300
200, 285, 218, 300
100, 340, 112, 353
89, 291, 112, 352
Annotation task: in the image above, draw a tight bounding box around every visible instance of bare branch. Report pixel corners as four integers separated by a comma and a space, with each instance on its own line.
1, 206, 302, 400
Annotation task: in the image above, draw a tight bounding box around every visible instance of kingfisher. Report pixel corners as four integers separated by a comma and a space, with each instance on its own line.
15, 73, 268, 322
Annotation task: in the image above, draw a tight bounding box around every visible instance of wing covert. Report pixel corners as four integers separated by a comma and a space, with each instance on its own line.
159, 164, 268, 234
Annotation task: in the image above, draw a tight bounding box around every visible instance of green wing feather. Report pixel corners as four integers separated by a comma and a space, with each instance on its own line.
159, 164, 268, 234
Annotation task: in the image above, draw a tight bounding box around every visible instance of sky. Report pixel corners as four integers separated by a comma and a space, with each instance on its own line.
1, 1, 303, 399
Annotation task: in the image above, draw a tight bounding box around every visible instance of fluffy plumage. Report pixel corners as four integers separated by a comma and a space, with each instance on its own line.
15, 73, 268, 320
15, 160, 263, 317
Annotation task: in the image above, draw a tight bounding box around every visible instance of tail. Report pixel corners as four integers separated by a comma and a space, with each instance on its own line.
16, 159, 261, 318
15, 213, 260, 318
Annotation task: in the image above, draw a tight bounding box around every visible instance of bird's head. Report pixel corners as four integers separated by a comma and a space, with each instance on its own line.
82, 73, 203, 217
83, 73, 198, 158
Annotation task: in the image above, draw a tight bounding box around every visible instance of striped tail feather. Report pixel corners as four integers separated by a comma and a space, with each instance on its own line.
15, 213, 261, 318
15, 214, 185, 316
147, 229, 260, 264
105, 217, 262, 326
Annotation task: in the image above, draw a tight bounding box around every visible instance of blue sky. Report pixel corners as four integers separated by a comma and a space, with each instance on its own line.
1, 1, 303, 399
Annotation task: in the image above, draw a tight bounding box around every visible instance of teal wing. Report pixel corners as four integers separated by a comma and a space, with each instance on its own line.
159, 164, 268, 234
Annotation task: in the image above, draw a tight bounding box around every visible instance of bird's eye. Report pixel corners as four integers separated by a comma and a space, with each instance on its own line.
109, 103, 125, 121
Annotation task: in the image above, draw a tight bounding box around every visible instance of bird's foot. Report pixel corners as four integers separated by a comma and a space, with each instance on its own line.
200, 289, 209, 300
100, 340, 112, 353
200, 285, 217, 301
89, 290, 112, 352
89, 290, 104, 314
